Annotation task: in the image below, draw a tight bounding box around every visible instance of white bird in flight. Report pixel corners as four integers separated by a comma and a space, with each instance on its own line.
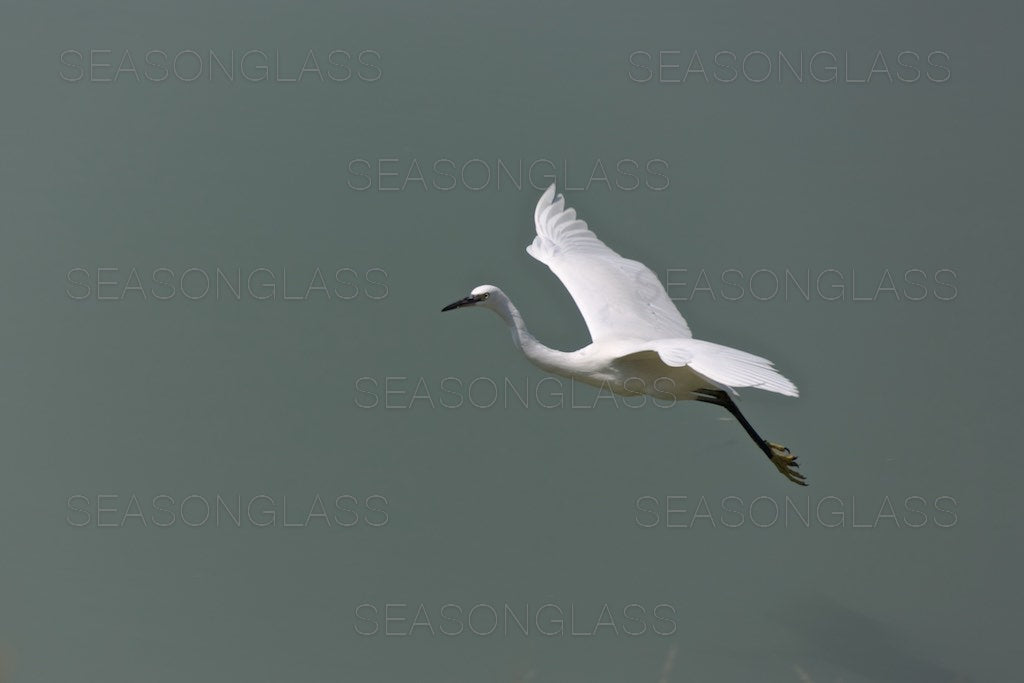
442, 184, 805, 485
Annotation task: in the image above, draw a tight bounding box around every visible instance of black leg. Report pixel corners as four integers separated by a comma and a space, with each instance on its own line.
693, 389, 807, 486
696, 389, 771, 456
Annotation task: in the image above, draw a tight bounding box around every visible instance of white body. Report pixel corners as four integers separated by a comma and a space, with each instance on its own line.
449, 185, 798, 403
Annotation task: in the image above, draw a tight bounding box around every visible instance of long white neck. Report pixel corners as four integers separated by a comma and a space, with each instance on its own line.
492, 296, 576, 376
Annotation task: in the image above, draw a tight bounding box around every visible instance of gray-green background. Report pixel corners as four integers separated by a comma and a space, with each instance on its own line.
2, 1, 1020, 681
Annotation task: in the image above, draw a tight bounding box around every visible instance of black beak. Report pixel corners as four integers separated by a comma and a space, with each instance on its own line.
441, 296, 478, 312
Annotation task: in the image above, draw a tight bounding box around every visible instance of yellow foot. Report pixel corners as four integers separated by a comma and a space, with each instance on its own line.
768, 442, 807, 486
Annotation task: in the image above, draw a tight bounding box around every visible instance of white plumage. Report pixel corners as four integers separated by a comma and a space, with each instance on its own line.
527, 184, 796, 397
442, 184, 806, 484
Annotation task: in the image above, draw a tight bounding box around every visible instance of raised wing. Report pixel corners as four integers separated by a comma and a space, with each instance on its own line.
526, 184, 692, 343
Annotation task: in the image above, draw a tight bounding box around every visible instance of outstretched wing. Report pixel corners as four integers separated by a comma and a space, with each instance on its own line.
652, 338, 799, 397
526, 184, 691, 343
612, 338, 798, 397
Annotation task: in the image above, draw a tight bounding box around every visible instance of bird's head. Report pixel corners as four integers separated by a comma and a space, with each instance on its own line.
441, 284, 505, 313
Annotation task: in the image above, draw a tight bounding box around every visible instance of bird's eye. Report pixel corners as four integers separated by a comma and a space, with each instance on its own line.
481, 293, 489, 300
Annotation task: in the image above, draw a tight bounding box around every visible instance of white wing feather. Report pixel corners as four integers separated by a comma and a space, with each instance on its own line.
649, 339, 799, 397
527, 184, 691, 343
527, 184, 798, 397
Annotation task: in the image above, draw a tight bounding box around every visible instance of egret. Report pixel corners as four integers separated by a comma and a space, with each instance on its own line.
442, 185, 805, 485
